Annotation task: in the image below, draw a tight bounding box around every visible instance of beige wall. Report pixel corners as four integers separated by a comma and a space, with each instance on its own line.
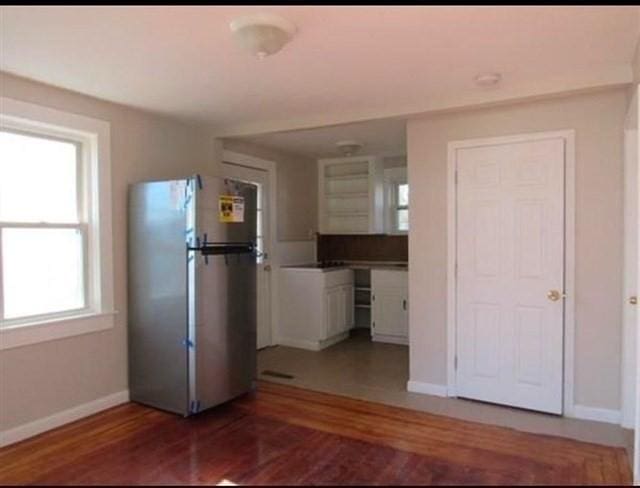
383, 155, 407, 168
407, 87, 627, 410
222, 139, 317, 242
0, 72, 215, 431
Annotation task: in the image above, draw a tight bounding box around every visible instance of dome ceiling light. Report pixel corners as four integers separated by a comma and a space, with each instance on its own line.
229, 13, 297, 59
336, 140, 363, 157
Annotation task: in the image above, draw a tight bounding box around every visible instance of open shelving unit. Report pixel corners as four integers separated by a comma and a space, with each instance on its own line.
318, 156, 384, 234
353, 269, 372, 328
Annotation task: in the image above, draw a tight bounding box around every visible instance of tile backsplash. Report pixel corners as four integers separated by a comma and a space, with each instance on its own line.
317, 234, 408, 262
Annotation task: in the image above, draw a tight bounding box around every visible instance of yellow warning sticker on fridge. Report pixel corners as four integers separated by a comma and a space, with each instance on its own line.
219, 195, 245, 223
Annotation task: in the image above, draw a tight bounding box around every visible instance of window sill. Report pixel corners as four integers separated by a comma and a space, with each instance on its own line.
0, 311, 117, 350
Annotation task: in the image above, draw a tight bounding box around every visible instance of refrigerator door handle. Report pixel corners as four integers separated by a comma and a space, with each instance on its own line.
190, 242, 255, 256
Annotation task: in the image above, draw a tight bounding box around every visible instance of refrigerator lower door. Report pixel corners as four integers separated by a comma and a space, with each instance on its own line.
187, 176, 257, 413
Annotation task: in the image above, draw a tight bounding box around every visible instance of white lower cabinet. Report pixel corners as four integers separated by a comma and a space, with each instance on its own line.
279, 268, 354, 350
371, 269, 408, 345
325, 283, 353, 338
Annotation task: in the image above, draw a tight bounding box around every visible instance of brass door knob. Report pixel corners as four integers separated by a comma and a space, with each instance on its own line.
547, 290, 565, 302
630, 296, 638, 305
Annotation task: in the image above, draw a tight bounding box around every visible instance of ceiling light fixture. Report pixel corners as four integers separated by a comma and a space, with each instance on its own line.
474, 72, 502, 87
336, 140, 363, 157
230, 13, 297, 59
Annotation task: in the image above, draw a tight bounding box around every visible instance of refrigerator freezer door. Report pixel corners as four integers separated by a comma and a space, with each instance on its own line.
188, 176, 257, 413
128, 180, 189, 416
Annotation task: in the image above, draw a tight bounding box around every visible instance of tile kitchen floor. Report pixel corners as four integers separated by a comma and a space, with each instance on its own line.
258, 328, 633, 455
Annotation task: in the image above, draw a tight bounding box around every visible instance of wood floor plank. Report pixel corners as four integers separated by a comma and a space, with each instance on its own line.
0, 382, 631, 486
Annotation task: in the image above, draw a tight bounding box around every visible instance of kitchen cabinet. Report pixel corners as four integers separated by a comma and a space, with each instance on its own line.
318, 156, 384, 234
371, 269, 408, 345
326, 283, 353, 338
278, 267, 354, 350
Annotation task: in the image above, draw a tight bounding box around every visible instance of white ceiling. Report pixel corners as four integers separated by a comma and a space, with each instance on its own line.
231, 117, 407, 159
1, 6, 638, 136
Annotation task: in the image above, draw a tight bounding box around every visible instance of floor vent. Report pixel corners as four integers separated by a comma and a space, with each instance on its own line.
261, 370, 295, 380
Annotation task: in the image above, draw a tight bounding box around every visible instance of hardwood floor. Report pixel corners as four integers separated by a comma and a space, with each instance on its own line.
0, 381, 632, 485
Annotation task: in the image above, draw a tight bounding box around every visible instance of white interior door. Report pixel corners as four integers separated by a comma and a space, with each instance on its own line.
630, 85, 640, 486
623, 88, 638, 431
455, 137, 565, 414
222, 162, 272, 350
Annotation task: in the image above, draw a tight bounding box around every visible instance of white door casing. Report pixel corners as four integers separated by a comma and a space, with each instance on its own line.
452, 134, 570, 415
221, 156, 275, 350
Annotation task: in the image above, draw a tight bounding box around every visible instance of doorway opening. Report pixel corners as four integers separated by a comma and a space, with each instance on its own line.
222, 118, 410, 404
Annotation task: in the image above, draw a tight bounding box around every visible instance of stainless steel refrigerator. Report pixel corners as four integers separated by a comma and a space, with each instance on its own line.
128, 175, 257, 416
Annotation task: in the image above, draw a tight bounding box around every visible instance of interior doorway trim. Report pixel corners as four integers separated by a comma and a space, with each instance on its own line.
222, 150, 278, 348
446, 130, 576, 416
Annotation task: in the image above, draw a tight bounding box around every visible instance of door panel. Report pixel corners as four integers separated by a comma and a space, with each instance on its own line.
456, 138, 565, 414
623, 92, 638, 430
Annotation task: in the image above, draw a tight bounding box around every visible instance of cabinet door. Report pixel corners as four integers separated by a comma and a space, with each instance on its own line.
341, 285, 354, 332
325, 286, 342, 338
372, 289, 405, 337
400, 292, 409, 337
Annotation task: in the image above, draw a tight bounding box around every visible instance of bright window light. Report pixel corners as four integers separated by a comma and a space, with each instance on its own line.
0, 131, 79, 223
0, 129, 88, 324
2, 228, 85, 319
395, 182, 409, 232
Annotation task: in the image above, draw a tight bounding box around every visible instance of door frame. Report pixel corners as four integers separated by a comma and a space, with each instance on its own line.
446, 130, 576, 416
222, 150, 278, 348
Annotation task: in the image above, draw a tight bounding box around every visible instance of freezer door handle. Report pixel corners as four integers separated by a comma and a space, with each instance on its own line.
195, 242, 255, 255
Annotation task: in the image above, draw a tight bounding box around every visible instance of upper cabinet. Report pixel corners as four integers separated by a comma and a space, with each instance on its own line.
318, 156, 385, 234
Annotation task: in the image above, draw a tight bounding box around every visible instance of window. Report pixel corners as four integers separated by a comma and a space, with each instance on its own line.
384, 167, 409, 234
1, 130, 87, 320
0, 97, 114, 349
396, 182, 409, 232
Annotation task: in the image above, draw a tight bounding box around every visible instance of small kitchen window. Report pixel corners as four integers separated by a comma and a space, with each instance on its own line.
384, 167, 409, 234
0, 97, 115, 349
395, 182, 409, 232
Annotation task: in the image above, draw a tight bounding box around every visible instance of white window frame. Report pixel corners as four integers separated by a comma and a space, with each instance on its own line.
0, 97, 115, 350
384, 167, 409, 235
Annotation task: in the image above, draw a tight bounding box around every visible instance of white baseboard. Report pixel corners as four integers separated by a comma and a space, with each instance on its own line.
570, 404, 621, 425
407, 380, 448, 397
276, 332, 349, 351
276, 337, 323, 351
0, 390, 129, 448
371, 334, 408, 346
